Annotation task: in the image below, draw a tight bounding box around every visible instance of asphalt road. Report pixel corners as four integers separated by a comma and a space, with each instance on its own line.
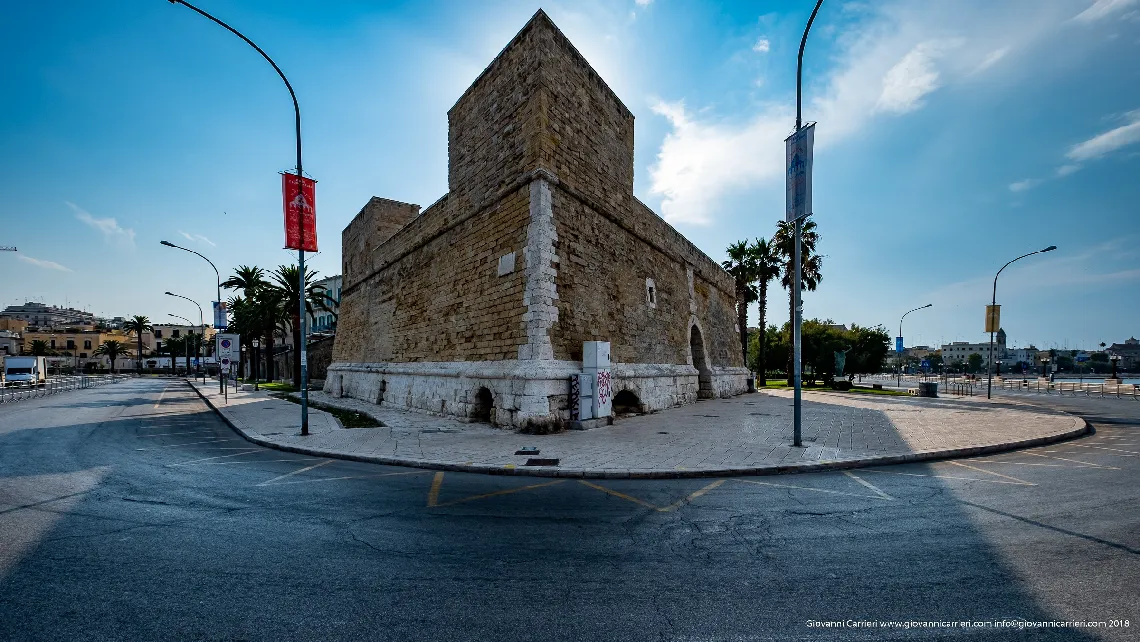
1, 378, 1136, 641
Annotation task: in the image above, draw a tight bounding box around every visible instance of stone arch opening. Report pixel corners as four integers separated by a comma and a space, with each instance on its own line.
690, 325, 714, 399
472, 386, 494, 423
613, 389, 643, 416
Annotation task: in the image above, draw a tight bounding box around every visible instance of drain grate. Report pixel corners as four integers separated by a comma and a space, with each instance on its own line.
514, 446, 539, 456
657, 431, 669, 434
524, 458, 559, 466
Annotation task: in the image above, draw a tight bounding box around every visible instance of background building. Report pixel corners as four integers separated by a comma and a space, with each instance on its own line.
309, 274, 342, 334
1, 302, 95, 328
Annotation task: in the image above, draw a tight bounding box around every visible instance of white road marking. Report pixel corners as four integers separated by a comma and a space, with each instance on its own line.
1066, 444, 1139, 456
842, 470, 894, 500
1022, 452, 1119, 469
153, 386, 169, 409
859, 469, 1031, 485
261, 470, 430, 486
135, 439, 233, 450
137, 431, 216, 438
256, 460, 333, 486
167, 450, 261, 466
734, 478, 889, 500
945, 461, 1035, 485
196, 458, 322, 465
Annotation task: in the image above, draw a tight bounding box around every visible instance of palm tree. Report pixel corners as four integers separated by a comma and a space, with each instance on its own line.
122, 315, 153, 375
28, 339, 52, 356
774, 217, 823, 380
751, 237, 782, 385
723, 240, 759, 368
222, 265, 266, 298
223, 265, 283, 381
268, 264, 333, 388
93, 340, 131, 374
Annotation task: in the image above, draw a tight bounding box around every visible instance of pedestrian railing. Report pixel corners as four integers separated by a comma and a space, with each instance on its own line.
0, 374, 127, 404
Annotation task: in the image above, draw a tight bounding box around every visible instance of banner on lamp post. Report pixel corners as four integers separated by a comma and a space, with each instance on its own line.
985, 304, 1001, 333
282, 172, 317, 252
212, 301, 228, 330
785, 123, 815, 223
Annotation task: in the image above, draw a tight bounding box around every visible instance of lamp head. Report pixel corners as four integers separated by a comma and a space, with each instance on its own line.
1041, 245, 1057, 252
164, 291, 174, 296
923, 303, 933, 309
160, 240, 175, 247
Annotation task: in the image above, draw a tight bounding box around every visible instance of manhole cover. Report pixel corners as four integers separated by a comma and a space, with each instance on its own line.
515, 447, 539, 455
524, 458, 559, 466
657, 431, 669, 434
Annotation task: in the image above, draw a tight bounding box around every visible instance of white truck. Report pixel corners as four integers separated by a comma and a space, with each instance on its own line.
3, 356, 47, 387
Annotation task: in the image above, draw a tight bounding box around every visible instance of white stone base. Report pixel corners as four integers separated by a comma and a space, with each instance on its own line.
325, 360, 749, 430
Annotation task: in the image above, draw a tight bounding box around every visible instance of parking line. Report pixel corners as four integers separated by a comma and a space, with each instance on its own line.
256, 460, 333, 486
198, 458, 322, 465
135, 439, 233, 450
433, 479, 566, 507
970, 461, 1096, 468
137, 431, 216, 438
735, 478, 890, 500
153, 386, 169, 409
1022, 452, 1119, 469
264, 470, 429, 486
842, 471, 895, 500
658, 480, 728, 512
1067, 444, 1139, 456
427, 472, 445, 507
578, 480, 659, 509
168, 450, 261, 466
858, 469, 1031, 485
946, 461, 1035, 485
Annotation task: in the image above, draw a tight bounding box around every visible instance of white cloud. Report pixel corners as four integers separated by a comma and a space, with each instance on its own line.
635, 0, 653, 6
647, 100, 790, 225
752, 38, 770, 53
17, 255, 73, 272
1009, 178, 1042, 192
1066, 110, 1140, 161
1074, 0, 1138, 23
68, 202, 135, 247
178, 230, 216, 247
973, 46, 1010, 73
1055, 163, 1081, 177
874, 40, 958, 114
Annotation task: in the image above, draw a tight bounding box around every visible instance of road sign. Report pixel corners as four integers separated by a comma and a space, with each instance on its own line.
785, 123, 815, 223
985, 305, 1001, 333
896, 337, 904, 354
921, 359, 930, 368
216, 333, 240, 373
1076, 352, 1090, 362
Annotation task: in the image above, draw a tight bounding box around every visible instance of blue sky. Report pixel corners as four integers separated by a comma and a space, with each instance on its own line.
1, 0, 1137, 351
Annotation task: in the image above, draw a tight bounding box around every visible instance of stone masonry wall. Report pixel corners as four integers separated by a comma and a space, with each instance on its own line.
333, 186, 532, 364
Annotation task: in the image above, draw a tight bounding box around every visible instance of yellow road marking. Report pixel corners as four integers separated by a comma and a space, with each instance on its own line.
426, 472, 445, 507
265, 470, 429, 486
1022, 452, 1119, 469
946, 461, 1034, 485
433, 480, 565, 507
153, 385, 169, 409
858, 469, 1030, 485
735, 478, 890, 499
257, 459, 333, 486
842, 470, 895, 500
1067, 444, 1140, 456
578, 480, 659, 509
658, 480, 728, 512
168, 450, 261, 466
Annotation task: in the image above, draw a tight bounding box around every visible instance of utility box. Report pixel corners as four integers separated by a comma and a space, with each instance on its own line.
583, 341, 612, 419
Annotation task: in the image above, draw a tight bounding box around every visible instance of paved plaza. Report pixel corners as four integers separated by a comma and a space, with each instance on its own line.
188, 380, 1086, 478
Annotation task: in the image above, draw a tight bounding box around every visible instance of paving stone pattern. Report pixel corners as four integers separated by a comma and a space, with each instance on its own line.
190, 381, 1085, 478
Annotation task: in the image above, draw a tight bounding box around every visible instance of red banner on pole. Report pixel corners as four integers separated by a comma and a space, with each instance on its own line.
282, 172, 317, 252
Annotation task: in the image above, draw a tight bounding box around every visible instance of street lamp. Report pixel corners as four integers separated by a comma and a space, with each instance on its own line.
251, 338, 260, 391
898, 304, 932, 388
170, 313, 194, 376
170, 0, 311, 436
1110, 354, 1121, 381
1041, 357, 1051, 379
160, 240, 224, 394
789, 0, 825, 449
166, 292, 203, 383
987, 245, 1056, 398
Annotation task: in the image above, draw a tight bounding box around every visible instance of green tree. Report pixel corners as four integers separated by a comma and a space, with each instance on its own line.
967, 353, 984, 374
93, 340, 131, 374
844, 324, 891, 378
122, 315, 153, 375
773, 217, 823, 377
268, 264, 334, 388
925, 352, 944, 372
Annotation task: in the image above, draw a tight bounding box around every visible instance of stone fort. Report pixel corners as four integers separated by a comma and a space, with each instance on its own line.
326, 10, 748, 429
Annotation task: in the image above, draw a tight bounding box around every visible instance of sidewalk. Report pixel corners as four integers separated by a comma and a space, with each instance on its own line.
187, 379, 1088, 479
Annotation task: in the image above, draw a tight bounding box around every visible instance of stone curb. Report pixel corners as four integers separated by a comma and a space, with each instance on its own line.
186, 380, 1092, 480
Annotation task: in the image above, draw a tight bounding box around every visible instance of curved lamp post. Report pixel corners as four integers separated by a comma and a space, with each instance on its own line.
169, 0, 310, 435
160, 240, 223, 393
987, 246, 1056, 398
166, 292, 203, 383
898, 304, 932, 388
789, 0, 825, 448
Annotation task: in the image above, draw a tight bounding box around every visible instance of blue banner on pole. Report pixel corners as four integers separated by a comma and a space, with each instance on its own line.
896, 337, 904, 354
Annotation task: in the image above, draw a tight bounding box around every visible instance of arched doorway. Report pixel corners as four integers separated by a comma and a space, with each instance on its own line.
612, 390, 643, 416
471, 387, 494, 423
690, 325, 714, 399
